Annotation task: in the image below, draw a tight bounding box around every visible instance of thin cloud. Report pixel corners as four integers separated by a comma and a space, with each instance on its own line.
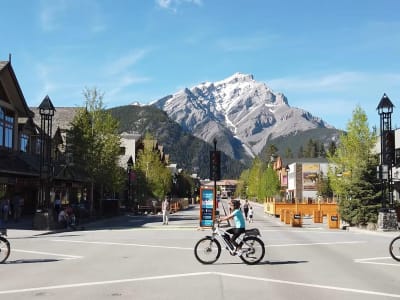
107, 74, 151, 99
39, 0, 69, 31
38, 0, 107, 33
156, 0, 202, 11
104, 49, 149, 76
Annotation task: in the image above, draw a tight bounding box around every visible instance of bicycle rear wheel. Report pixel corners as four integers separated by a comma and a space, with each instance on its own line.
0, 236, 10, 263
194, 237, 221, 264
240, 236, 265, 265
389, 236, 400, 262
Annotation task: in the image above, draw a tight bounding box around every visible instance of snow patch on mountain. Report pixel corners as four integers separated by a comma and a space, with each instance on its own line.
152, 73, 334, 160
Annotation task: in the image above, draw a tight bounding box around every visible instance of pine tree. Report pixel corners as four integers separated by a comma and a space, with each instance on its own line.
327, 106, 380, 226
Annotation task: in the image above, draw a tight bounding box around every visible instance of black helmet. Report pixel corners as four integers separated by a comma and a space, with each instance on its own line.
231, 200, 241, 209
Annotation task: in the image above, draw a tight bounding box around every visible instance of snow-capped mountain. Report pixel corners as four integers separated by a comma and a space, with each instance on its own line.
153, 73, 335, 161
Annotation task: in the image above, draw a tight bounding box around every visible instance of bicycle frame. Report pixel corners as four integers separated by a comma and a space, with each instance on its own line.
207, 221, 247, 255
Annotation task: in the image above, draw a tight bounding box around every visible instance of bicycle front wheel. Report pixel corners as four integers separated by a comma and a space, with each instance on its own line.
0, 236, 10, 263
194, 237, 221, 264
389, 236, 400, 262
240, 236, 265, 265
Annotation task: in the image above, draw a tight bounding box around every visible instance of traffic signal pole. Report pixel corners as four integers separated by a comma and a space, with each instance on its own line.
213, 138, 217, 222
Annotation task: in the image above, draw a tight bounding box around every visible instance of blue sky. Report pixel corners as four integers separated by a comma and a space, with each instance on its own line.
2, 0, 400, 130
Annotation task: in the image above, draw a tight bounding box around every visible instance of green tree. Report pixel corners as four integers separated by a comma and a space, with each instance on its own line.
327, 106, 380, 225
285, 147, 294, 158
235, 169, 250, 198
68, 87, 123, 213
134, 133, 172, 201
264, 164, 280, 198
247, 157, 262, 200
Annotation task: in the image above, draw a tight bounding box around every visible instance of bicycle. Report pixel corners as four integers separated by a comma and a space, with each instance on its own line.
0, 227, 10, 263
194, 219, 265, 265
389, 235, 400, 262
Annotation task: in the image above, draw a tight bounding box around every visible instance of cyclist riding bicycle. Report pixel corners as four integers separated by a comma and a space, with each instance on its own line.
220, 199, 246, 255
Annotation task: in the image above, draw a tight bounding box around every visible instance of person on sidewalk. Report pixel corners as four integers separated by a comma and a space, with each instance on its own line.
243, 199, 249, 220
162, 197, 170, 225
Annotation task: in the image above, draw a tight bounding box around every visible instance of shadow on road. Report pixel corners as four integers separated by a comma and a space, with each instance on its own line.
6, 258, 60, 264
266, 260, 309, 265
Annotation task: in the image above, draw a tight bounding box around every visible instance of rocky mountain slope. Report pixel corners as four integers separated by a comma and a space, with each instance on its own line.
153, 73, 339, 162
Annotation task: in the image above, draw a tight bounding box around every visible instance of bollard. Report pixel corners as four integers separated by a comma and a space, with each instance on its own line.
328, 214, 340, 229
284, 210, 291, 224
280, 209, 286, 222
313, 210, 323, 223
291, 213, 302, 227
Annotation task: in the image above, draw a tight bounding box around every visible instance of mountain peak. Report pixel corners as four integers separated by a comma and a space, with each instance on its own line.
153, 73, 334, 160
217, 72, 254, 85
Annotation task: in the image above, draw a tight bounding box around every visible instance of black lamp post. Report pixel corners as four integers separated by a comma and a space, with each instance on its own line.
127, 156, 133, 210
377, 93, 395, 210
38, 95, 55, 211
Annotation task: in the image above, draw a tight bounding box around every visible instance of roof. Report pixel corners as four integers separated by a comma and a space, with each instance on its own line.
30, 107, 82, 137
0, 60, 33, 118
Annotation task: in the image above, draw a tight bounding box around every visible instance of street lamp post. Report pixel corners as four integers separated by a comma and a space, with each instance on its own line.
127, 156, 133, 211
377, 93, 397, 231
34, 95, 55, 229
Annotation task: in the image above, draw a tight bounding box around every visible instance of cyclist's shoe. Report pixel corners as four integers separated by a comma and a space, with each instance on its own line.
236, 249, 243, 256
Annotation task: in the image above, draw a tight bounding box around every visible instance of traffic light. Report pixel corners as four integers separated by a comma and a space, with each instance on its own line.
383, 130, 395, 165
210, 150, 221, 181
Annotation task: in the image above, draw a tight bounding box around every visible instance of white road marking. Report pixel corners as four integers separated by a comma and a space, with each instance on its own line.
12, 249, 83, 260
218, 272, 400, 298
267, 241, 366, 247
0, 271, 400, 298
51, 239, 365, 250
354, 256, 400, 267
51, 239, 193, 250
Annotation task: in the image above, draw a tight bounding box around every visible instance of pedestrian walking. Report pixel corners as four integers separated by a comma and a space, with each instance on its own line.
162, 197, 170, 225
248, 206, 254, 223
243, 199, 249, 220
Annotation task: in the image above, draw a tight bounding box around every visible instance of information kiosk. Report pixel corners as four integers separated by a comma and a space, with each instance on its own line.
199, 187, 215, 227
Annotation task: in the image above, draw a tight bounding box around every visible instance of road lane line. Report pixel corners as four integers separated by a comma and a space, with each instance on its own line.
0, 272, 213, 295
1, 271, 400, 298
51, 239, 193, 250
12, 249, 83, 260
51, 239, 365, 250
217, 272, 400, 298
267, 241, 366, 247
354, 256, 400, 267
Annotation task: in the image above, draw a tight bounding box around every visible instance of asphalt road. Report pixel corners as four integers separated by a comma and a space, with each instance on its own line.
1, 202, 400, 300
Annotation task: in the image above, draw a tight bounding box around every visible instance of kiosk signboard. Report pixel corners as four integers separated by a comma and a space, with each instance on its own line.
200, 187, 215, 227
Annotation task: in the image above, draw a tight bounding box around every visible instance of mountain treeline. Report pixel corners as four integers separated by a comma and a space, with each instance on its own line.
108, 105, 247, 179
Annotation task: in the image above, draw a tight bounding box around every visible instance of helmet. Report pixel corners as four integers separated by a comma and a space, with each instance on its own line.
230, 200, 241, 209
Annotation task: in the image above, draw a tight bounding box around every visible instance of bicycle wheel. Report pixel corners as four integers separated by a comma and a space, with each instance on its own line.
389, 236, 400, 262
194, 237, 221, 264
0, 236, 10, 264
240, 236, 265, 265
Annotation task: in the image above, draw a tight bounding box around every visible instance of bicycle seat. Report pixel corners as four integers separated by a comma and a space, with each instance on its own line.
244, 228, 260, 236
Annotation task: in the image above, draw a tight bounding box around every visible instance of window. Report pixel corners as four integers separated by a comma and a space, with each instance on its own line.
20, 133, 29, 152
0, 108, 14, 149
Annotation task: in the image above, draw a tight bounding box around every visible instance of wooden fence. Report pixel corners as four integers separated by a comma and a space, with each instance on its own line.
264, 198, 338, 217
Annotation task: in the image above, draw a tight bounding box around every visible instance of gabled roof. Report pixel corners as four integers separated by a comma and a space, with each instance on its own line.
0, 60, 33, 118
